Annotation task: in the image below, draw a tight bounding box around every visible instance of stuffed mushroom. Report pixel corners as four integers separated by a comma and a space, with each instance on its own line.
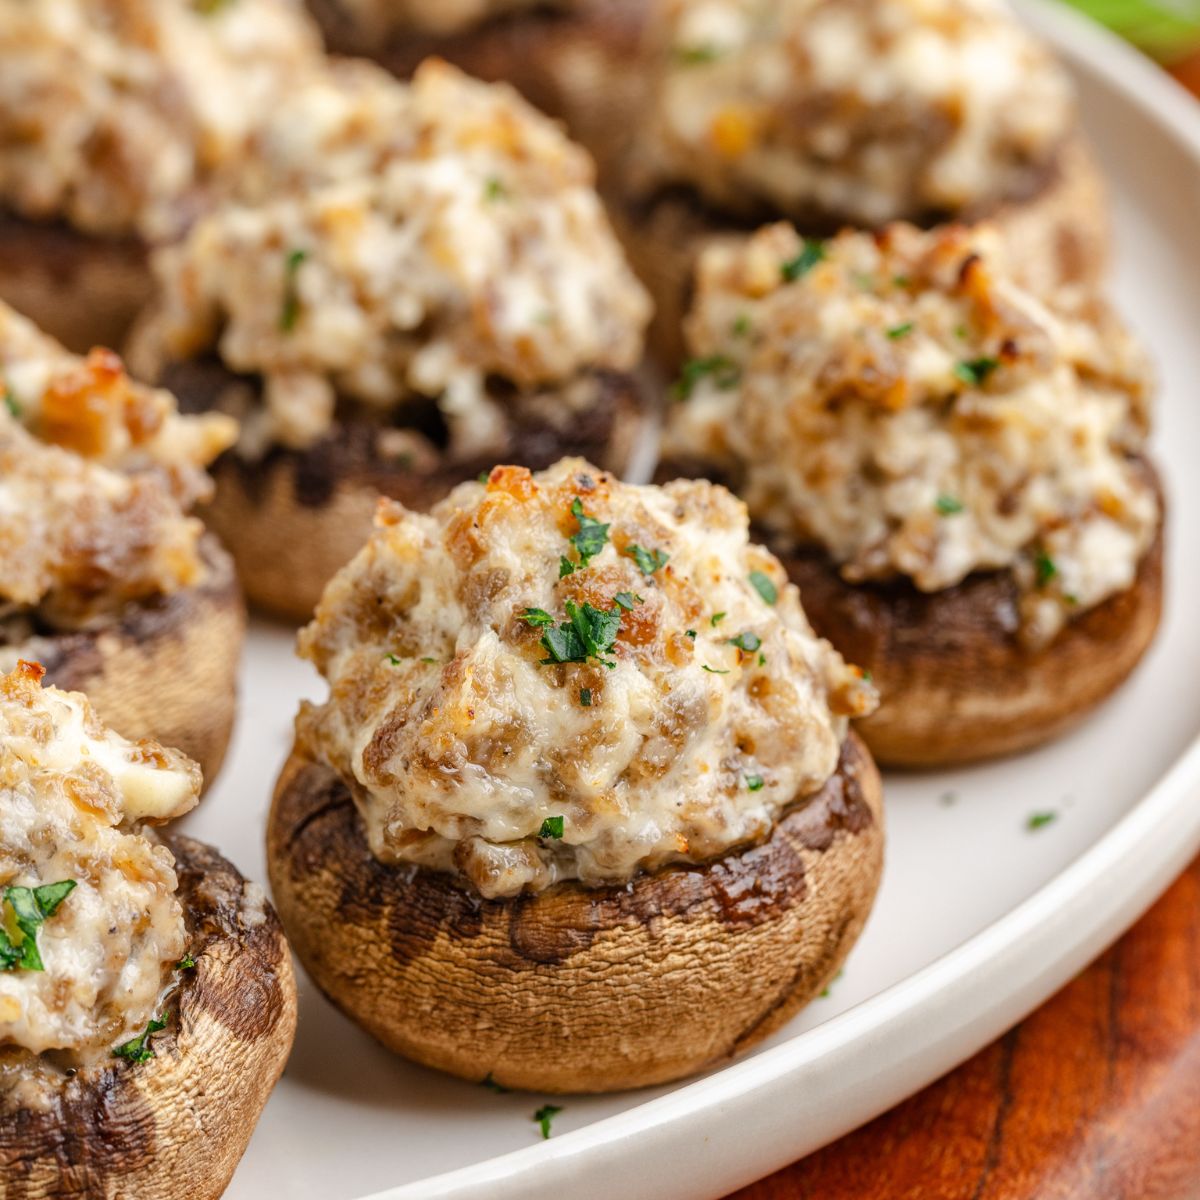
268, 457, 882, 1093
0, 0, 325, 352
0, 661, 297, 1200
663, 222, 1162, 766
130, 60, 654, 623
614, 0, 1108, 365
0, 302, 243, 783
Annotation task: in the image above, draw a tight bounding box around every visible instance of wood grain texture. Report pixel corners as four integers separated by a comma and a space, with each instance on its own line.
728, 853, 1200, 1200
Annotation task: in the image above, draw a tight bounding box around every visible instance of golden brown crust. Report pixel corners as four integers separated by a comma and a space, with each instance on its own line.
309, 0, 647, 176
614, 134, 1109, 370
162, 360, 650, 622
267, 730, 883, 1093
9, 534, 245, 787
0, 835, 297, 1200
0, 212, 151, 356
771, 504, 1164, 768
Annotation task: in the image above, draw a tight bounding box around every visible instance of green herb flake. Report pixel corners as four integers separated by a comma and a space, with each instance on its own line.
385, 654, 402, 666
519, 608, 557, 628
1027, 810, 1058, 831
892, 275, 911, 288
480, 1071, 510, 1094
757, 652, 766, 666
819, 969, 844, 999
731, 314, 752, 337
728, 631, 761, 653
685, 629, 697, 640
701, 664, 730, 675
886, 322, 914, 340
568, 497, 610, 568
745, 774, 765, 792
279, 248, 308, 333
559, 556, 578, 579
781, 239, 826, 283
477, 469, 492, 484
177, 954, 196, 970
954, 357, 999, 387
3, 387, 19, 418
538, 816, 565, 839
419, 657, 439, 664
672, 354, 741, 401
613, 592, 642, 611
194, 0, 234, 13
579, 688, 593, 707
710, 612, 727, 627
674, 43, 721, 64
749, 571, 777, 605
1035, 551, 1058, 587
624, 544, 669, 576
113, 1017, 166, 1064
539, 601, 622, 669
483, 176, 508, 202
954, 324, 969, 340
861, 669, 873, 684
935, 494, 964, 515
0, 880, 77, 973
534, 1103, 563, 1139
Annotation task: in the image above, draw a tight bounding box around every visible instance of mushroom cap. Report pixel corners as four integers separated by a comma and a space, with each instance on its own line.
157, 363, 648, 622
0, 835, 297, 1200
7, 534, 245, 788
0, 211, 151, 355
612, 134, 1109, 369
771, 481, 1164, 767
267, 731, 883, 1094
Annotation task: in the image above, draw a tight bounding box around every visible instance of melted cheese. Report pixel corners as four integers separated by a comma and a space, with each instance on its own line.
132, 61, 651, 455
0, 662, 197, 1061
637, 0, 1075, 223
298, 458, 875, 898
666, 222, 1158, 647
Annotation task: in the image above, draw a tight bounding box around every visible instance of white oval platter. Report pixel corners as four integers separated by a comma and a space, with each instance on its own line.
177, 4, 1200, 1196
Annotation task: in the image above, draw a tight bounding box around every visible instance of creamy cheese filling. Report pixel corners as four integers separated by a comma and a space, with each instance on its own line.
637, 0, 1075, 224
131, 61, 651, 457
330, 0, 566, 38
666, 222, 1158, 647
297, 457, 876, 899
0, 0, 324, 240
0, 662, 197, 1074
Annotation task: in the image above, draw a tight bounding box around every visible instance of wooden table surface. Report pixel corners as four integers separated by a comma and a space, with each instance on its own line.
729, 53, 1200, 1200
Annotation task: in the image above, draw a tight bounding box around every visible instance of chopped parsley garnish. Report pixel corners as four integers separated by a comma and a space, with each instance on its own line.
781, 239, 826, 282
538, 816, 565, 839
194, 0, 234, 12
534, 1104, 563, 1139
539, 601, 622, 669
419, 657, 439, 664
757, 652, 766, 666
519, 608, 557, 628
685, 629, 697, 640
613, 592, 642, 611
478, 469, 492, 484
728, 631, 761, 653
624, 544, 669, 576
892, 274, 911, 288
749, 571, 777, 605
701, 664, 729, 675
954, 324, 969, 340
3, 387, 19, 418
483, 176, 508, 202
579, 688, 593, 707
0, 880, 76, 973
1027, 810, 1058, 831
672, 354, 741, 401
113, 1017, 167, 1064
559, 556, 578, 579
177, 954, 196, 970
279, 248, 307, 333
568, 497, 610, 568
954, 357, 999, 387
1035, 551, 1058, 587
819, 969, 844, 999
732, 314, 752, 337
745, 774, 764, 792
861, 669, 873, 684
385, 654, 402, 665
710, 612, 727, 627
935, 494, 964, 515
480, 1071, 511, 1094
886, 322, 914, 340
674, 43, 722, 64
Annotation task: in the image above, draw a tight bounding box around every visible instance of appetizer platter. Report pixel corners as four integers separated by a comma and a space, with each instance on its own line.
181, 4, 1200, 1198
0, 1, 1198, 1199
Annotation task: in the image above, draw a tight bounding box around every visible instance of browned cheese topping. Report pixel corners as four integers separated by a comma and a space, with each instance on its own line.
298, 458, 876, 898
